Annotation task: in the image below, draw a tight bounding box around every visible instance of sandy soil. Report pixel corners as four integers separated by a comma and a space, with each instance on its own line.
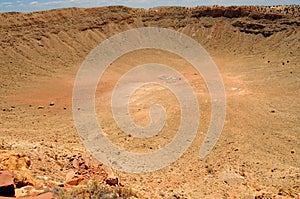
0, 5, 299, 198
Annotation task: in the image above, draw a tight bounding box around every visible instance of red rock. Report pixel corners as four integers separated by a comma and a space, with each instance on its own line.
0, 192, 53, 199
65, 170, 83, 186
0, 170, 15, 197
0, 171, 14, 187
106, 177, 118, 186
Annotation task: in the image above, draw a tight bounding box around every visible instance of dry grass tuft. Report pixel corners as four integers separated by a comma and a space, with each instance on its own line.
52, 180, 140, 199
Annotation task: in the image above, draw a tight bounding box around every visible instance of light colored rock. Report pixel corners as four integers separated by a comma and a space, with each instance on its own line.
15, 186, 45, 197
218, 171, 244, 186
65, 170, 83, 186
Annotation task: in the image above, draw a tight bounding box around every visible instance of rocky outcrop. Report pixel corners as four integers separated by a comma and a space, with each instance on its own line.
189, 6, 298, 37
0, 150, 36, 188
0, 151, 53, 198
232, 20, 288, 37
63, 154, 108, 186
0, 6, 298, 34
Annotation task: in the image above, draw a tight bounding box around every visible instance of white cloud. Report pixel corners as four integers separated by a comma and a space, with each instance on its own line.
26, 0, 110, 8
29, 1, 39, 5
1, 2, 13, 5
43, 1, 65, 6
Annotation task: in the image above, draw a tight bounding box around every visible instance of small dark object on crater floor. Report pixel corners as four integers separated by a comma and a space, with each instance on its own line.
270, 110, 276, 113
0, 184, 15, 197
106, 177, 118, 186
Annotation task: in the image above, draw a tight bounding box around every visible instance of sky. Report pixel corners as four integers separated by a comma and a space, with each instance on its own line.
0, 0, 299, 12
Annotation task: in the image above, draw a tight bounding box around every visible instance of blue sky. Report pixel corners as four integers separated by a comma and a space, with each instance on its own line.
0, 0, 299, 12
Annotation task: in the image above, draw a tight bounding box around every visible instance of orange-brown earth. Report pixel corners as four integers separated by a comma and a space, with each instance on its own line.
0, 5, 299, 198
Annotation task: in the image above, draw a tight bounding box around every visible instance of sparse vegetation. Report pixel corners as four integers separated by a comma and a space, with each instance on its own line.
52, 181, 139, 199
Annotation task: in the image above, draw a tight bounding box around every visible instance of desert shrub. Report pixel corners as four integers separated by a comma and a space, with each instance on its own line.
52, 181, 139, 199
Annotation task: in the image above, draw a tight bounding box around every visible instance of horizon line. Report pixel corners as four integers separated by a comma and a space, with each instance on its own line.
1, 4, 299, 13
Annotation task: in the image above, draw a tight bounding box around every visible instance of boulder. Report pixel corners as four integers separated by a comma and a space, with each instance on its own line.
15, 185, 46, 197
0, 170, 15, 197
106, 177, 118, 186
65, 170, 83, 186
